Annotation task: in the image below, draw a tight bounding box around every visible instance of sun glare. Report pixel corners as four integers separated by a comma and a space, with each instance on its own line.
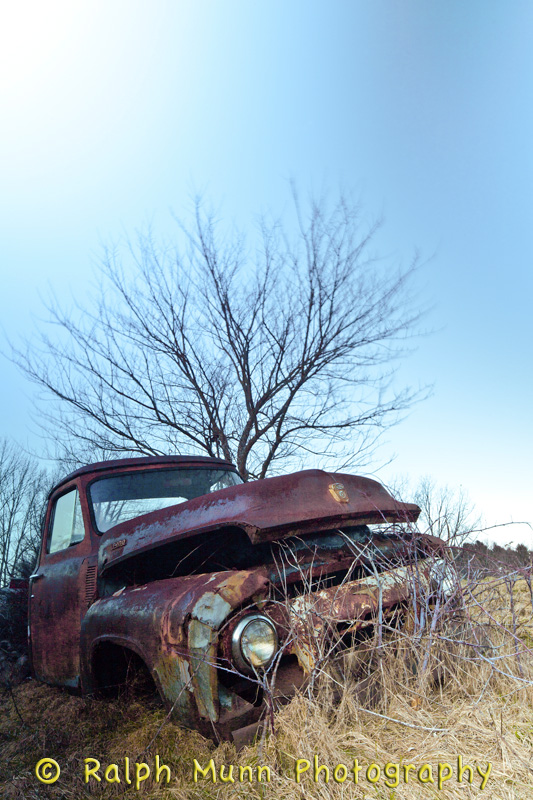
0, 2, 86, 94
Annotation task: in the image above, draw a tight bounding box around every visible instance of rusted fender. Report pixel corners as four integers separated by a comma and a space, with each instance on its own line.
80, 569, 269, 732
289, 562, 429, 624
99, 470, 420, 574
267, 562, 432, 673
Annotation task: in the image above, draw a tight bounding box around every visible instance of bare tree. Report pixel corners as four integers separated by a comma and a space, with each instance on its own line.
413, 477, 481, 545
13, 192, 426, 480
0, 439, 48, 587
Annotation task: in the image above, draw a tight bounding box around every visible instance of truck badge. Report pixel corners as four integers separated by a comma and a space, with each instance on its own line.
111, 538, 127, 550
329, 483, 349, 503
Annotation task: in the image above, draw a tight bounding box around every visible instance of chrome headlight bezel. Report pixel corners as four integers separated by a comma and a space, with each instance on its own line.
231, 614, 278, 673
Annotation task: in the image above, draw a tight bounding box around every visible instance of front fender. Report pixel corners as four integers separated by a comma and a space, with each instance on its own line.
80, 569, 269, 732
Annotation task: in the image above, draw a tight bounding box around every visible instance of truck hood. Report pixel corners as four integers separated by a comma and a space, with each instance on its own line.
98, 469, 420, 575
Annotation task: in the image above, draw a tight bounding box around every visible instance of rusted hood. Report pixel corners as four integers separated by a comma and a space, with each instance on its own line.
99, 469, 419, 575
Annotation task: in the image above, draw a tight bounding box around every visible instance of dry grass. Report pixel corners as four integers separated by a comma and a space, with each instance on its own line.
467, 576, 533, 638
2, 574, 533, 799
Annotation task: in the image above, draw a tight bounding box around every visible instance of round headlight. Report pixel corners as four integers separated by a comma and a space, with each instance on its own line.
231, 614, 278, 672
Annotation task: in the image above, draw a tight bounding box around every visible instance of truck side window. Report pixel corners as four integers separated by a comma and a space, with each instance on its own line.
48, 489, 85, 553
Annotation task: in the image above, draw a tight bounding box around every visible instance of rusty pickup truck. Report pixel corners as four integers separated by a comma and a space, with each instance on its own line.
29, 455, 445, 740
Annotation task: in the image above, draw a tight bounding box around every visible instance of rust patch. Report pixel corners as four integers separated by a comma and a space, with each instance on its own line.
274, 563, 431, 672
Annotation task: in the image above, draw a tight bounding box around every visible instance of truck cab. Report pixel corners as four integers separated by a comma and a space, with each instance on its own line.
29, 455, 240, 688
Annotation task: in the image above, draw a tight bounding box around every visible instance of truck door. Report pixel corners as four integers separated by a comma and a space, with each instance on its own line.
29, 485, 94, 687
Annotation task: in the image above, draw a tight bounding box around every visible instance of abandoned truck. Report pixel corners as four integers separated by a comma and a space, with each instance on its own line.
29, 455, 446, 740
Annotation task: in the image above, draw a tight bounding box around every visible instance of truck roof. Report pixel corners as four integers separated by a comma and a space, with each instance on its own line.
49, 455, 238, 497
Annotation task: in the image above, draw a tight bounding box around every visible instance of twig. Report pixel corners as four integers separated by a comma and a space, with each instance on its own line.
354, 705, 447, 732
2, 685, 26, 727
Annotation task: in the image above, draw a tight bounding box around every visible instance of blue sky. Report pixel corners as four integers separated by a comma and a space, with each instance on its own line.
1, 0, 531, 544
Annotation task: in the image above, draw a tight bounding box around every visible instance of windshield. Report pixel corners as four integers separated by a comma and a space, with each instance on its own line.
88, 467, 243, 533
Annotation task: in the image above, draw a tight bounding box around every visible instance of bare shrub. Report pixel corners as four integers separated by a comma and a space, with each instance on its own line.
249, 521, 533, 742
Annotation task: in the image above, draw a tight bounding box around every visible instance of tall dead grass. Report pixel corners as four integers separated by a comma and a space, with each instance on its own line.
2, 562, 533, 799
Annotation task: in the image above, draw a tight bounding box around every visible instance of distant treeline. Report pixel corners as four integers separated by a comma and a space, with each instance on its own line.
455, 540, 532, 574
